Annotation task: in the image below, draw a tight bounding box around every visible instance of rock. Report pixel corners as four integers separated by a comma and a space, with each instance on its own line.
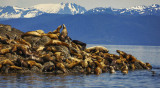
31, 66, 42, 72
0, 23, 152, 75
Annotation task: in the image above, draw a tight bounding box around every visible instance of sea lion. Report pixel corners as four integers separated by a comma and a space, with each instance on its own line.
40, 54, 55, 63
42, 33, 59, 39
126, 54, 137, 63
36, 30, 45, 34
9, 66, 22, 70
22, 31, 41, 38
59, 24, 68, 41
71, 42, 80, 51
72, 40, 86, 50
116, 50, 128, 58
146, 62, 152, 69
55, 62, 67, 73
81, 58, 91, 68
53, 25, 62, 36
0, 48, 11, 55
94, 66, 102, 75
66, 61, 80, 69
15, 38, 31, 48
109, 66, 116, 74
11, 44, 32, 57
131, 63, 135, 70
45, 40, 69, 48
36, 45, 45, 52
45, 46, 57, 52
121, 65, 128, 74
69, 57, 82, 63
94, 60, 106, 70
86, 67, 92, 74
137, 60, 150, 70
0, 36, 11, 44
0, 59, 15, 66
85, 46, 109, 54
70, 48, 83, 59
54, 52, 64, 62
26, 60, 42, 69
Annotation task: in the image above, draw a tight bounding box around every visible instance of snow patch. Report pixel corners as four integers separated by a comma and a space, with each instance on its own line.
33, 3, 65, 13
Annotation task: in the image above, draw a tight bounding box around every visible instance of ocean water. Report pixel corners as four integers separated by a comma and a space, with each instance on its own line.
0, 45, 160, 88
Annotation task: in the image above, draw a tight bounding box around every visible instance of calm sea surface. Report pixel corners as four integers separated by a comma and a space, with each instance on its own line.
0, 45, 160, 88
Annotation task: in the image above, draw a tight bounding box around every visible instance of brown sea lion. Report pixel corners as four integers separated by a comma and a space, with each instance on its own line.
85, 46, 109, 54
53, 25, 62, 36
15, 38, 31, 47
36, 45, 45, 52
121, 65, 128, 74
40, 54, 55, 63
9, 66, 22, 70
86, 67, 92, 74
0, 36, 11, 44
36, 30, 45, 34
22, 31, 41, 38
126, 54, 137, 63
138, 60, 150, 70
109, 66, 116, 74
131, 63, 135, 70
45, 40, 69, 48
116, 50, 128, 58
146, 62, 152, 69
71, 42, 80, 51
11, 44, 32, 57
66, 61, 80, 69
26, 60, 42, 69
0, 59, 15, 66
59, 24, 68, 41
42, 33, 59, 39
72, 40, 86, 50
94, 66, 102, 75
0, 48, 11, 55
54, 52, 64, 62
55, 62, 67, 73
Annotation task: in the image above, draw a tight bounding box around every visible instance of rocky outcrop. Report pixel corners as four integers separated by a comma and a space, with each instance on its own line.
0, 24, 152, 75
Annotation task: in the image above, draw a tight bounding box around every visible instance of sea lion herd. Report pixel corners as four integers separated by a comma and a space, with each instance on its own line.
0, 24, 152, 75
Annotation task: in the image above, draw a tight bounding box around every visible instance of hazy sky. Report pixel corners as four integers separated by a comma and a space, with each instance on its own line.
0, 0, 160, 10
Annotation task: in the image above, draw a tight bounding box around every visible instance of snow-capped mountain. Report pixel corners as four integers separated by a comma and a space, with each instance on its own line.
85, 4, 160, 15
32, 3, 86, 14
0, 3, 86, 19
0, 6, 43, 19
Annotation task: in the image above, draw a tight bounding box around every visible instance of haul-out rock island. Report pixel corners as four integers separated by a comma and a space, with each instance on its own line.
0, 24, 152, 75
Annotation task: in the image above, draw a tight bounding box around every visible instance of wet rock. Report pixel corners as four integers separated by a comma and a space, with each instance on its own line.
31, 66, 42, 72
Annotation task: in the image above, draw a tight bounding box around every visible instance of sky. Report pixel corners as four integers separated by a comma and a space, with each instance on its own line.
0, 0, 160, 10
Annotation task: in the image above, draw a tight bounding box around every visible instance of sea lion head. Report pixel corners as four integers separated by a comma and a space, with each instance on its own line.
59, 24, 68, 41
53, 25, 62, 34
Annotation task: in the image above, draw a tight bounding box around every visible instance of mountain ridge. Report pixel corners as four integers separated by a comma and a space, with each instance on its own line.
0, 3, 86, 19
1, 4, 160, 19
85, 4, 160, 15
